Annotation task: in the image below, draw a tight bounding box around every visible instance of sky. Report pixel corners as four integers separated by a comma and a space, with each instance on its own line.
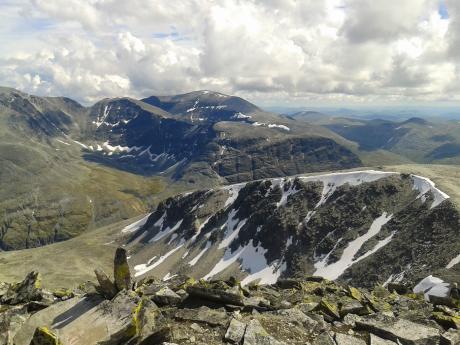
0, 0, 459, 107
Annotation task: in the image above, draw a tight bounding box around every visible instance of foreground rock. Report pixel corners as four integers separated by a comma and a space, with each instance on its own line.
1, 265, 460, 344
113, 247, 131, 291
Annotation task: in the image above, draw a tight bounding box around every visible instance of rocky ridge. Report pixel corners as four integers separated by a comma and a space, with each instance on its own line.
1, 249, 460, 345
126, 170, 459, 288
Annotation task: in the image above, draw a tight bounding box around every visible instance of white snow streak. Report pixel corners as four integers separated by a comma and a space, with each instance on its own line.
446, 253, 460, 269
121, 213, 151, 234
188, 241, 212, 266
134, 242, 184, 277
411, 175, 449, 209
149, 219, 183, 243
314, 213, 393, 280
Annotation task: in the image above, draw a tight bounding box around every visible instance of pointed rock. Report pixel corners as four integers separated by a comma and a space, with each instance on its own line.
1, 271, 43, 305
114, 247, 131, 291
95, 268, 117, 299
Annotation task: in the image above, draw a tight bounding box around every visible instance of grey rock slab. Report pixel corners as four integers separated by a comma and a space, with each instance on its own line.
356, 315, 441, 345
315, 332, 336, 345
174, 306, 229, 327
152, 287, 182, 306
225, 318, 246, 344
243, 319, 284, 345
370, 334, 399, 345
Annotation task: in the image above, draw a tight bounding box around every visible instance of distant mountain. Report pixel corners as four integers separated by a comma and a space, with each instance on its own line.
0, 87, 361, 250
126, 170, 459, 288
293, 113, 460, 164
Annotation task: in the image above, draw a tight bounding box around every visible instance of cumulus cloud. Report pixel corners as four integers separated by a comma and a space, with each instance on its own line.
0, 0, 458, 104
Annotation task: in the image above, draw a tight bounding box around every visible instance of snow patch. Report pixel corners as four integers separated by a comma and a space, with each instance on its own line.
121, 213, 151, 234
204, 239, 285, 285
414, 275, 451, 300
411, 175, 449, 209
188, 241, 212, 266
134, 242, 184, 277
297, 170, 397, 208
149, 219, 183, 243
314, 212, 393, 280
446, 253, 460, 269
218, 209, 247, 249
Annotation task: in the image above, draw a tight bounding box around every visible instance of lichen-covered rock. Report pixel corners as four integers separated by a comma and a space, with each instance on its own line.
1, 272, 44, 305
52, 288, 74, 301
114, 247, 131, 291
151, 287, 182, 306
186, 285, 244, 306
314, 299, 340, 320
243, 319, 284, 345
441, 329, 460, 345
29, 326, 62, 345
431, 311, 460, 330
225, 318, 246, 344
94, 268, 117, 299
0, 304, 29, 344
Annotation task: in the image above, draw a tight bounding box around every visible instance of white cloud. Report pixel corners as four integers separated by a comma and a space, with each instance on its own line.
0, 0, 458, 105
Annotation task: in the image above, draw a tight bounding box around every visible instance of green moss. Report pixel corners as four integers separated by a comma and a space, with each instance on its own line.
432, 312, 460, 329
31, 326, 62, 345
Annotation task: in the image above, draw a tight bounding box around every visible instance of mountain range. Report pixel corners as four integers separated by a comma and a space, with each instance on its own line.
0, 87, 361, 250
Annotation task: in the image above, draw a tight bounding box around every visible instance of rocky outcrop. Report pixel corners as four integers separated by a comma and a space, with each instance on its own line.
3, 270, 460, 345
94, 268, 117, 299
129, 171, 458, 289
114, 247, 132, 291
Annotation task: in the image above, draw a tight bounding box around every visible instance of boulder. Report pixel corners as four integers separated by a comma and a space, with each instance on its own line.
243, 318, 284, 345
174, 306, 229, 326
114, 247, 131, 291
151, 287, 182, 306
94, 268, 117, 299
0, 304, 29, 345
1, 272, 44, 305
340, 300, 371, 317
225, 318, 246, 344
29, 326, 62, 345
186, 286, 244, 306
314, 299, 340, 320
441, 329, 460, 345
356, 315, 441, 345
